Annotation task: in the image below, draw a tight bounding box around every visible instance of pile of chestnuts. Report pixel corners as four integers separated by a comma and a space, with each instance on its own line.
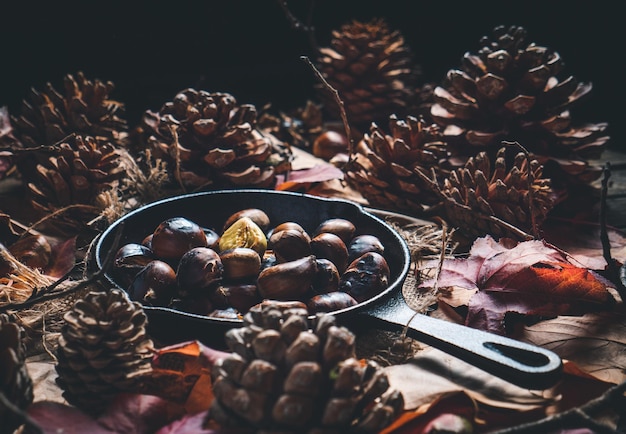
112, 208, 390, 318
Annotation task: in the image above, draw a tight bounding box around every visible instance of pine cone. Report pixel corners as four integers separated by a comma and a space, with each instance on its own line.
0, 313, 34, 434
141, 89, 292, 190
344, 115, 452, 214
7, 71, 128, 148
315, 18, 419, 128
55, 289, 154, 416
430, 25, 609, 188
208, 300, 404, 433
26, 134, 127, 227
422, 147, 556, 240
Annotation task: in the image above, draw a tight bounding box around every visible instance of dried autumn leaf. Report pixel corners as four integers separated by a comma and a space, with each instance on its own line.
419, 235, 615, 335
384, 346, 555, 411
517, 312, 626, 384
27, 401, 117, 434
137, 340, 229, 414
275, 164, 344, 191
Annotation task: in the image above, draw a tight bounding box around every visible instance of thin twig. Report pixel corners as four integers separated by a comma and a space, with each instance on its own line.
300, 56, 354, 156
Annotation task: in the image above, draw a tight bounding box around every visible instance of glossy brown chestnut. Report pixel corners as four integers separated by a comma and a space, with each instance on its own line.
223, 208, 271, 232
347, 234, 385, 263
128, 260, 177, 306
307, 291, 358, 313
151, 217, 208, 262
210, 283, 261, 313
220, 247, 261, 281
313, 218, 356, 245
203, 228, 220, 249
312, 130, 349, 161
269, 228, 312, 263
339, 252, 390, 302
113, 243, 155, 287
312, 258, 340, 294
176, 247, 223, 296
310, 232, 348, 273
257, 255, 317, 299
271, 222, 308, 237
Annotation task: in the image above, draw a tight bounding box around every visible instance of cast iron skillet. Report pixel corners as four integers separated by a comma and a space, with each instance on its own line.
94, 189, 562, 389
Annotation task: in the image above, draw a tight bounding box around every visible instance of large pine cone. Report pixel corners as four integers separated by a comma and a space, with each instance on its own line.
208, 300, 404, 433
141, 89, 292, 190
316, 18, 419, 128
430, 25, 609, 188
55, 289, 154, 416
344, 115, 452, 214
7, 71, 128, 148
0, 314, 34, 434
422, 147, 556, 240
26, 134, 127, 223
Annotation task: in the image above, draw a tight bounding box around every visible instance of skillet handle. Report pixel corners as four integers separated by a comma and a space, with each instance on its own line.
357, 291, 562, 390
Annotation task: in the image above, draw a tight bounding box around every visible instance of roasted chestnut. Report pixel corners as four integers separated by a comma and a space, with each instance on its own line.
151, 217, 208, 262
128, 260, 177, 306
113, 243, 155, 287
219, 217, 267, 256
312, 258, 340, 294
223, 208, 271, 232
203, 228, 220, 249
347, 234, 385, 263
114, 243, 154, 268
339, 252, 390, 302
210, 283, 261, 313
312, 130, 349, 161
176, 247, 223, 296
220, 247, 261, 281
269, 228, 312, 262
313, 218, 355, 245
257, 255, 317, 299
307, 291, 358, 313
271, 222, 309, 238
310, 232, 348, 273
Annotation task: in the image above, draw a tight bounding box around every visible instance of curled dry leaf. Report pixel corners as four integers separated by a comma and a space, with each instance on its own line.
517, 312, 626, 385
137, 340, 229, 414
384, 346, 556, 412
419, 235, 616, 335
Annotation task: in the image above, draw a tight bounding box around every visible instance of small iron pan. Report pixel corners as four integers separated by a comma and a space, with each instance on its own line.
95, 189, 562, 389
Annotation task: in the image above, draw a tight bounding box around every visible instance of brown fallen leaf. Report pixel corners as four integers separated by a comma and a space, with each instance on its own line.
517, 312, 626, 385
419, 235, 616, 334
137, 340, 229, 414
384, 346, 557, 412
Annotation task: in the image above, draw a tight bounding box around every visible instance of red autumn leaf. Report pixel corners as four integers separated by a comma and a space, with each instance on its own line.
140, 340, 229, 413
27, 401, 117, 434
419, 236, 615, 335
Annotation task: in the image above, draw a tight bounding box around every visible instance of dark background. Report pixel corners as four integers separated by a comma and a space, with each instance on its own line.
1, 1, 624, 148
